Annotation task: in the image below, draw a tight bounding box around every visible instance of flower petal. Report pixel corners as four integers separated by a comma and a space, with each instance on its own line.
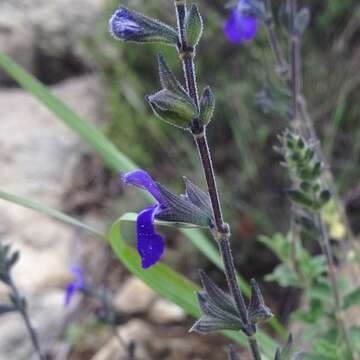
237, 16, 257, 41
136, 205, 164, 269
64, 283, 77, 307
70, 265, 84, 288
224, 11, 257, 44
122, 170, 163, 205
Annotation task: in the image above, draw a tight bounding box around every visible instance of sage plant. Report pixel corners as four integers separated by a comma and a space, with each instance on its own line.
0, 242, 44, 360
108, 1, 294, 358
241, 0, 358, 358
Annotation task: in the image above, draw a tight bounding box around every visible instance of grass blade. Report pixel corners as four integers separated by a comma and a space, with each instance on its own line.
0, 190, 104, 238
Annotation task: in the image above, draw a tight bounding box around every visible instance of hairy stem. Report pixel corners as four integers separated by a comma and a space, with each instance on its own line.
289, 0, 301, 130
317, 215, 354, 359
174, 1, 262, 358
194, 134, 226, 232
8, 276, 45, 360
264, 0, 288, 76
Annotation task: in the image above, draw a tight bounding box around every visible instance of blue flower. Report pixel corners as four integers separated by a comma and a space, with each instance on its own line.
224, 0, 258, 44
122, 170, 214, 269
109, 7, 178, 45
65, 265, 85, 307
122, 170, 167, 269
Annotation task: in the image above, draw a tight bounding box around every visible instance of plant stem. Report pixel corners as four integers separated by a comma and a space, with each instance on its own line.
317, 215, 354, 359
289, 0, 301, 131
194, 134, 226, 232
264, 0, 288, 77
265, 0, 358, 256
173, 2, 262, 358
8, 275, 45, 360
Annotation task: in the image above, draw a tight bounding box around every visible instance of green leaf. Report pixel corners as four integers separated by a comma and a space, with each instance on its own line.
108, 214, 278, 357
266, 263, 299, 288
349, 327, 360, 354
0, 190, 104, 239
259, 233, 290, 262
342, 286, 360, 310
313, 339, 338, 359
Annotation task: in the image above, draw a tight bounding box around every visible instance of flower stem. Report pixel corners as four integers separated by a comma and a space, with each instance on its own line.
289, 0, 301, 130
174, 2, 262, 358
7, 275, 45, 360
317, 215, 355, 360
264, 0, 288, 77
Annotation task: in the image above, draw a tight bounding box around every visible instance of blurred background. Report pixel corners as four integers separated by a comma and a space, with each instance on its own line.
0, 0, 360, 358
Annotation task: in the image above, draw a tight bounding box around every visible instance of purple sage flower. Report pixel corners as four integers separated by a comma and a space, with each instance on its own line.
122, 170, 214, 269
224, 0, 258, 44
122, 170, 166, 269
65, 265, 85, 307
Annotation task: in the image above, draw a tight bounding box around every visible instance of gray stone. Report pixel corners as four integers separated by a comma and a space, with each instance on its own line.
113, 277, 158, 315
91, 320, 152, 360
149, 298, 186, 324
0, 75, 104, 295
0, 0, 105, 83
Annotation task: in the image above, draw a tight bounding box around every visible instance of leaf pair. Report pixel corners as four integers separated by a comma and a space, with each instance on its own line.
147, 54, 215, 130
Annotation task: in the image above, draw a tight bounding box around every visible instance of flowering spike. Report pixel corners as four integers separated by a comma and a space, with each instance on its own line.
199, 86, 215, 126
184, 4, 203, 48
122, 170, 215, 268
109, 7, 179, 45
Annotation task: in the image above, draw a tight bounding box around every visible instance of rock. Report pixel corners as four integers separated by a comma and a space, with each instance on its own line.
91, 320, 152, 360
149, 299, 186, 324
0, 290, 69, 360
0, 0, 105, 84
0, 75, 104, 295
113, 277, 158, 315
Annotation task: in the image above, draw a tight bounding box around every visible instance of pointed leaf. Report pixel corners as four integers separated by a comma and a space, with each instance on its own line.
199, 270, 238, 314
157, 53, 187, 96
190, 315, 242, 334
184, 3, 203, 48
155, 183, 212, 227
183, 177, 213, 219
199, 86, 215, 125
342, 286, 360, 310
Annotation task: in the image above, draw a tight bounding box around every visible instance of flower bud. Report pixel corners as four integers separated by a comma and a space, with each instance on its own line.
146, 89, 198, 129
199, 86, 215, 126
184, 4, 203, 48
109, 7, 179, 45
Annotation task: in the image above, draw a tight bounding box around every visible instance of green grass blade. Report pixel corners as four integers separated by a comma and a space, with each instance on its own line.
109, 214, 278, 357
0, 190, 104, 238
